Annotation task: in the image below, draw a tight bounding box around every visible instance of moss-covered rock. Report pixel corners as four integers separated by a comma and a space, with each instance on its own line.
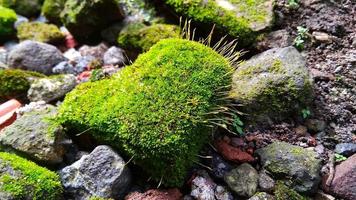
255, 142, 321, 194
60, 0, 125, 42
57, 38, 234, 187
17, 22, 65, 43
41, 0, 65, 24
117, 23, 180, 52
0, 104, 66, 164
162, 0, 275, 45
275, 181, 307, 200
0, 0, 43, 17
230, 46, 313, 124
0, 152, 63, 199
0, 6, 17, 38
0, 69, 45, 101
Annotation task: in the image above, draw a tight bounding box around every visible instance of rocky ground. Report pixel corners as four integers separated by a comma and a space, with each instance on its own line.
0, 0, 355, 200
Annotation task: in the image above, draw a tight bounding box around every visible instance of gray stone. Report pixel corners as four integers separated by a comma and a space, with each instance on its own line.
224, 163, 259, 197
0, 104, 67, 164
231, 46, 313, 124
8, 40, 66, 75
191, 170, 233, 200
27, 74, 77, 103
335, 143, 356, 157
258, 170, 275, 192
60, 145, 131, 200
256, 142, 321, 194
248, 192, 275, 200
103, 46, 126, 66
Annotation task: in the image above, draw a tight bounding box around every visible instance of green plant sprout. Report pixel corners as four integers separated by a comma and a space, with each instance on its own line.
294, 26, 309, 50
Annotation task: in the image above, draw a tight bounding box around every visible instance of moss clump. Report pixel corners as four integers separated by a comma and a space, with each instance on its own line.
17, 22, 65, 43
0, 6, 17, 38
0, 69, 45, 100
0, 152, 63, 199
0, 0, 42, 17
57, 38, 233, 186
41, 0, 66, 24
275, 181, 307, 200
118, 23, 180, 52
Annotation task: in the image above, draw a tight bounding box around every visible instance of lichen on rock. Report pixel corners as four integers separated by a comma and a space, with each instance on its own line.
230, 46, 313, 124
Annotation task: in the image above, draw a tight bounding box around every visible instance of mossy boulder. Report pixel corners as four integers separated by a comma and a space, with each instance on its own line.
41, 0, 66, 24
0, 69, 45, 101
255, 142, 321, 194
0, 6, 17, 38
0, 104, 67, 164
117, 23, 180, 52
162, 0, 275, 45
57, 38, 234, 186
0, 0, 43, 17
230, 46, 313, 124
0, 152, 63, 199
60, 0, 125, 42
17, 22, 65, 43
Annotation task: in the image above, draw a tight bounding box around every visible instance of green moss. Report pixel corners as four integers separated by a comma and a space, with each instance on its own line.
17, 22, 65, 43
118, 23, 181, 52
0, 0, 42, 17
89, 197, 113, 200
41, 0, 66, 24
0, 152, 63, 199
0, 69, 45, 100
229, 0, 271, 24
57, 38, 233, 187
269, 59, 284, 73
275, 181, 307, 200
0, 6, 17, 38
163, 0, 262, 45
